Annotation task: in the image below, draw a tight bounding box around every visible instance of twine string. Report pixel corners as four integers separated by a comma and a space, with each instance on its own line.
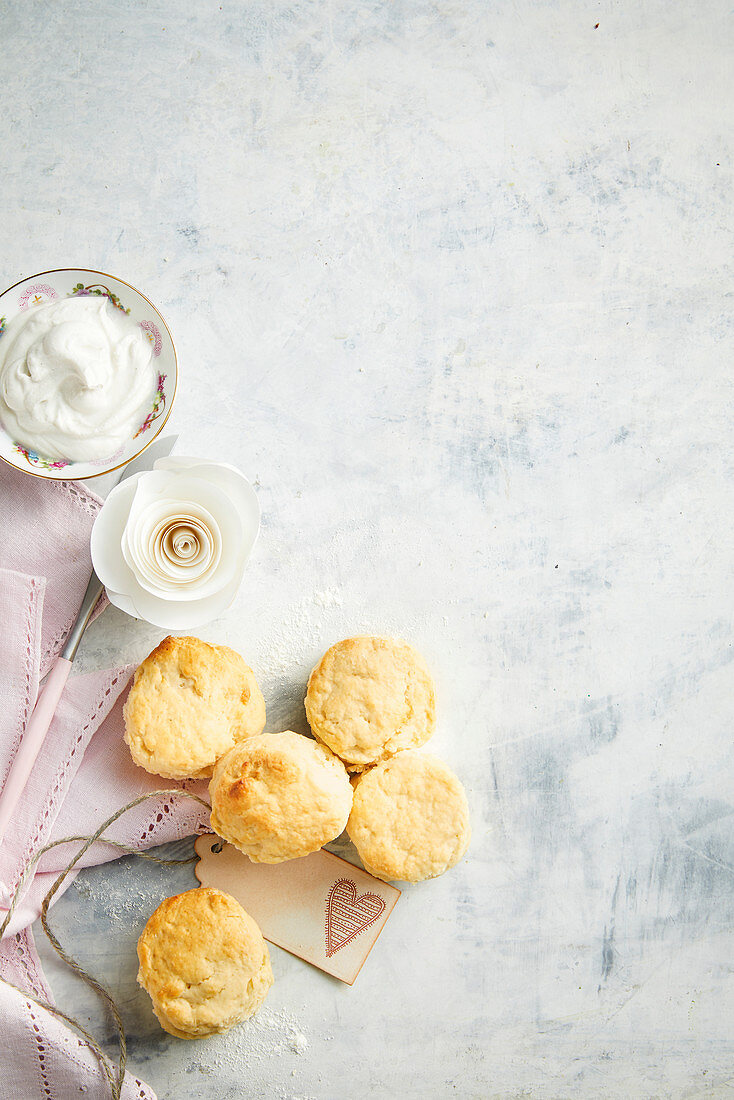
0, 788, 212, 1100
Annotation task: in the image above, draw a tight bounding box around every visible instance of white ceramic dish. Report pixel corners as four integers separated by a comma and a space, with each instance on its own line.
0, 268, 177, 480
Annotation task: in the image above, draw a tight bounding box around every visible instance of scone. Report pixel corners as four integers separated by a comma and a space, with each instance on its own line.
123, 636, 266, 779
209, 731, 353, 863
305, 636, 436, 771
136, 887, 273, 1039
347, 751, 470, 882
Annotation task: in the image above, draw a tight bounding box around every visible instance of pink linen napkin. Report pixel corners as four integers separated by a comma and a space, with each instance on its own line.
0, 464, 211, 1098
1, 470, 110, 678
0, 968, 158, 1100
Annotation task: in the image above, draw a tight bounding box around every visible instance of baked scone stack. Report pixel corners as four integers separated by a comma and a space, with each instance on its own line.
124, 629, 470, 1041
123, 632, 471, 886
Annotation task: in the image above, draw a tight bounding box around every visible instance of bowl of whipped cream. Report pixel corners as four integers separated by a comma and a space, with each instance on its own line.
0, 268, 177, 480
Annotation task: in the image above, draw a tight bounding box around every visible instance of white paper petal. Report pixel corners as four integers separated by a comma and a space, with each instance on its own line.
90, 474, 146, 593
122, 469, 179, 518
152, 516, 216, 579
152, 456, 206, 472
113, 570, 240, 629
104, 587, 140, 619
122, 471, 238, 594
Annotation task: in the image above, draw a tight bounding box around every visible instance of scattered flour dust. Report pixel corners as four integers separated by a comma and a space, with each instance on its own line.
186, 1006, 312, 1090
255, 586, 344, 689
71, 876, 91, 900
312, 588, 343, 610
241, 1006, 309, 1061
71, 859, 146, 921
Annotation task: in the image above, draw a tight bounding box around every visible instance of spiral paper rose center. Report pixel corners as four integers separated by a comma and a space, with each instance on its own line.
163, 523, 201, 562
157, 519, 209, 569
126, 500, 223, 594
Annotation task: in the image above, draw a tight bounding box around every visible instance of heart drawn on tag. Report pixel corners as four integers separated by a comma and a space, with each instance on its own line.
325, 878, 386, 957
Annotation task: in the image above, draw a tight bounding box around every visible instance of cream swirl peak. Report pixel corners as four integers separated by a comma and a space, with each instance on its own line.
0, 295, 155, 462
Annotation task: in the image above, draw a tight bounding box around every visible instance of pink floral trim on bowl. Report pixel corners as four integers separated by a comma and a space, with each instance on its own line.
18, 284, 59, 311
69, 282, 130, 314
134, 373, 167, 439
13, 444, 70, 471
139, 320, 162, 357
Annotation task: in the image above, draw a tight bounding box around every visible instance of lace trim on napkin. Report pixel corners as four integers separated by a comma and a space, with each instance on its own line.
25, 999, 55, 1098
58, 480, 104, 519
0, 928, 51, 1002
1, 574, 43, 793
14, 928, 52, 1002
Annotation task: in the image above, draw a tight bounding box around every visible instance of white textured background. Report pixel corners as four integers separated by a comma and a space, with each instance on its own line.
3, 1, 734, 1097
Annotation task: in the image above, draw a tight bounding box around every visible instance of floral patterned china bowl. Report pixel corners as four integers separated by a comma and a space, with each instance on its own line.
0, 269, 177, 480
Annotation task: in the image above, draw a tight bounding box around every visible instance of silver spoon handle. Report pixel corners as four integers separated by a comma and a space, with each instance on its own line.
60, 570, 105, 662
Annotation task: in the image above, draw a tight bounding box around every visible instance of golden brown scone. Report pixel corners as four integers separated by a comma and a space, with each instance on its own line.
305, 636, 436, 771
209, 731, 353, 863
123, 636, 266, 779
347, 751, 470, 882
136, 887, 273, 1039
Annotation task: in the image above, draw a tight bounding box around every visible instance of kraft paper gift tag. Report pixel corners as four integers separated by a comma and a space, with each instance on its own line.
194, 835, 400, 984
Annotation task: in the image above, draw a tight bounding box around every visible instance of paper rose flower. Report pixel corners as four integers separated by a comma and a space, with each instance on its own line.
90, 457, 260, 629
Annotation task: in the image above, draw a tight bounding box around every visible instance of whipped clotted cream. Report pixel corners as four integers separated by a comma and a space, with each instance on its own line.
0, 295, 156, 462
